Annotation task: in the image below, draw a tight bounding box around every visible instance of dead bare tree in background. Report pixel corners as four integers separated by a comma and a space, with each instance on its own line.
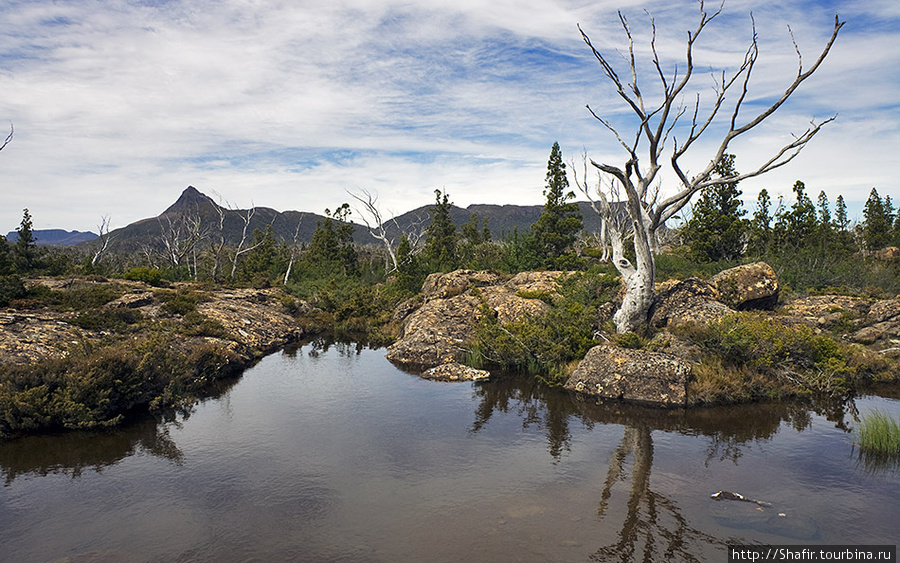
283, 214, 304, 284
576, 1, 843, 333
349, 189, 399, 273
90, 215, 116, 267
158, 211, 206, 271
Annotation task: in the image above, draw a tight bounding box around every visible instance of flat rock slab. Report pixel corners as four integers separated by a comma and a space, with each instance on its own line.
421, 362, 490, 382
564, 345, 690, 407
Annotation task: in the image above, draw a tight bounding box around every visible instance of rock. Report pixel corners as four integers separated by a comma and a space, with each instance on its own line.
385, 293, 480, 367
874, 246, 900, 261
385, 269, 566, 368
421, 269, 504, 299
564, 345, 690, 407
105, 290, 155, 309
779, 295, 871, 329
421, 362, 490, 381
649, 278, 733, 329
865, 298, 900, 324
850, 298, 900, 345
709, 262, 779, 310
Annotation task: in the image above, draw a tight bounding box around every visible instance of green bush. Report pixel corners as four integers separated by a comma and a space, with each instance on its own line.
464, 271, 617, 383
0, 274, 26, 307
122, 267, 163, 286
0, 335, 244, 439
159, 288, 201, 316
673, 312, 890, 400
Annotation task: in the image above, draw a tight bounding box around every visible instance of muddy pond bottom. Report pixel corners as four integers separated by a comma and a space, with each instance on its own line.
1, 340, 898, 563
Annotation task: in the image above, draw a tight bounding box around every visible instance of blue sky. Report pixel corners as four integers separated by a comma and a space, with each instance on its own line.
1, 0, 898, 233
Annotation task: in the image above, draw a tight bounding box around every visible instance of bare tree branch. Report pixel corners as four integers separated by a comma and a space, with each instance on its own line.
0, 123, 11, 153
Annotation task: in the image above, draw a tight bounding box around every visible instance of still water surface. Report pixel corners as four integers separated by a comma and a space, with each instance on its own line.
1, 340, 898, 563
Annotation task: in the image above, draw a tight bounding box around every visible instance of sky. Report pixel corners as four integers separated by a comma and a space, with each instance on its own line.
1, 0, 898, 234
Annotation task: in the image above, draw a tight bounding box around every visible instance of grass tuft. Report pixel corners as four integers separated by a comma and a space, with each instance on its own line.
856, 410, 900, 457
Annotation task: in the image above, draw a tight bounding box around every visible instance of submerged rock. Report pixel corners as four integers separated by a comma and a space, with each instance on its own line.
421, 362, 490, 381
564, 345, 690, 407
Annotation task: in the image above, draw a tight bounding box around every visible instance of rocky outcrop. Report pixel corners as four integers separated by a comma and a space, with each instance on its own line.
851, 298, 900, 345
709, 262, 779, 310
0, 279, 304, 367
564, 345, 690, 407
385, 269, 567, 369
422, 362, 490, 381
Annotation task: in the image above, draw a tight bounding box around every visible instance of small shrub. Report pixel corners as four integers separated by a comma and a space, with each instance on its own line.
159, 288, 201, 316
122, 267, 163, 286
0, 274, 26, 307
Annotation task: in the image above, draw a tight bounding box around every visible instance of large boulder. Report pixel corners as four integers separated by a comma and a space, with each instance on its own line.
649, 278, 733, 329
420, 269, 504, 299
385, 292, 480, 367
564, 345, 690, 407
709, 262, 779, 310
385, 270, 568, 368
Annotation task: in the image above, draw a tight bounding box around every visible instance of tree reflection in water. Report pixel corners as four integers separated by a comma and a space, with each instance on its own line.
471, 373, 854, 561
592, 422, 726, 562
470, 374, 574, 459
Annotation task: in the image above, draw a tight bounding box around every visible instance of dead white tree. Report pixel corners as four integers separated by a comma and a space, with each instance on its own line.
158, 211, 206, 270
229, 206, 274, 280
349, 189, 399, 272
576, 1, 843, 333
90, 215, 116, 267
283, 214, 304, 284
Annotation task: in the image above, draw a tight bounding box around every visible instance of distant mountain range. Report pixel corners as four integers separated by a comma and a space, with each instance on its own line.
5, 229, 99, 246
17, 186, 618, 250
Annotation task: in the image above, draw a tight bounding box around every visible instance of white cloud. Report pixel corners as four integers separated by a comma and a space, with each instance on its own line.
0, 0, 897, 233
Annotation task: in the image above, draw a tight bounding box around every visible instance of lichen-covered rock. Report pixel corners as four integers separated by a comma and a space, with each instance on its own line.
649, 278, 733, 329
564, 345, 690, 407
421, 362, 490, 381
779, 295, 871, 329
709, 262, 779, 310
385, 293, 480, 367
851, 298, 900, 345
0, 280, 304, 367
421, 270, 504, 299
385, 269, 566, 368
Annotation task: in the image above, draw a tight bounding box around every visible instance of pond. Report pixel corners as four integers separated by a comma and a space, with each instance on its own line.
1, 340, 898, 563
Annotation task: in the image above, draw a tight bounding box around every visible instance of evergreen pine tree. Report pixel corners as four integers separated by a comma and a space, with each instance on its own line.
861, 188, 892, 251
680, 154, 747, 262
423, 189, 458, 272
834, 195, 850, 231
530, 142, 582, 268
747, 189, 772, 256
14, 208, 38, 272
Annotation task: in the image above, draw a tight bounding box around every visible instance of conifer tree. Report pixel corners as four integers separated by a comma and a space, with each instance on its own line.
530, 142, 582, 268
14, 208, 38, 272
861, 188, 892, 251
423, 189, 458, 271
679, 154, 747, 262
747, 189, 772, 256
834, 195, 850, 231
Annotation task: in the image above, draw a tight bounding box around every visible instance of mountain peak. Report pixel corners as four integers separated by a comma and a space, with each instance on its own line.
162, 186, 218, 216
